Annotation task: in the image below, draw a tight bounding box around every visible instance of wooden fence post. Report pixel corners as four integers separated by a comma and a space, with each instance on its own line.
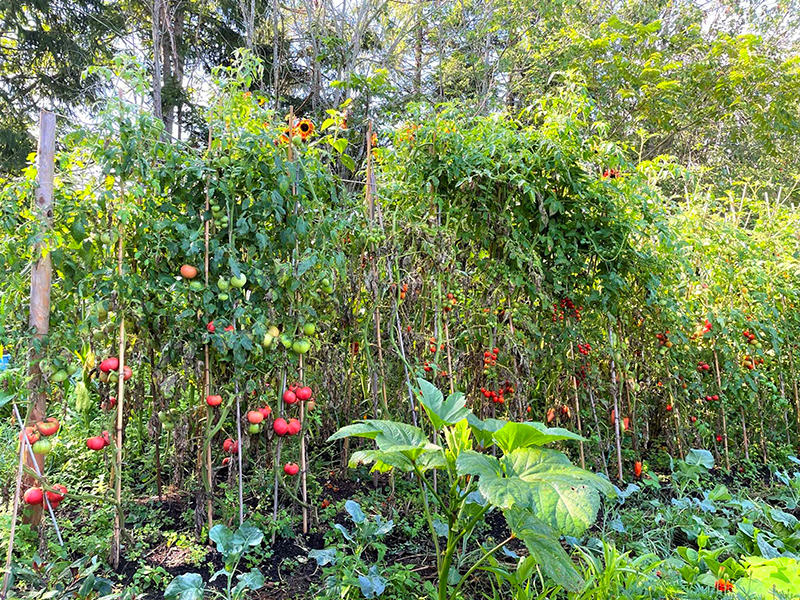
24, 110, 56, 526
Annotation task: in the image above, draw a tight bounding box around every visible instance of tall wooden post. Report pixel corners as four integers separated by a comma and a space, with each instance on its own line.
204, 133, 214, 532
112, 181, 127, 569
25, 110, 56, 526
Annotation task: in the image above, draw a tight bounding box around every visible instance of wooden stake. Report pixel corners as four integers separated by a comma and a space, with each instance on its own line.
587, 385, 609, 478
272, 369, 286, 543
234, 376, 243, 526
299, 355, 308, 534
608, 323, 623, 481
740, 405, 750, 461
713, 350, 731, 471
112, 182, 127, 570
25, 110, 56, 526
569, 342, 585, 469
204, 127, 214, 533
757, 385, 768, 464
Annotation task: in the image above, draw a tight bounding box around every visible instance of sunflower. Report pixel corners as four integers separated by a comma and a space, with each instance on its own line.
275, 127, 291, 145
297, 119, 315, 139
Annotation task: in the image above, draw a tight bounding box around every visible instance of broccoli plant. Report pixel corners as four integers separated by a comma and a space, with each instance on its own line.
329, 379, 614, 600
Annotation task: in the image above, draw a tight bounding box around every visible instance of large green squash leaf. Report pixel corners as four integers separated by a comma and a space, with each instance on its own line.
505, 507, 584, 592
459, 447, 612, 537
456, 450, 501, 479
335, 420, 443, 473
467, 414, 506, 449
328, 420, 429, 449
417, 377, 470, 430
492, 421, 585, 454
735, 557, 800, 597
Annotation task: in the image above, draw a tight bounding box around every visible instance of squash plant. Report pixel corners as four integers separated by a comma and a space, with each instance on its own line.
329, 378, 614, 600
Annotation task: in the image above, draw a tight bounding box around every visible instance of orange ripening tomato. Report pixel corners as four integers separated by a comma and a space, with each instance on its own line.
634, 461, 643, 478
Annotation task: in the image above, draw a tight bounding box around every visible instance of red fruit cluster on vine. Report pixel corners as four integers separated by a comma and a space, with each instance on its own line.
577, 343, 591, 355
483, 348, 499, 367
743, 330, 756, 342
742, 354, 763, 370
655, 332, 672, 347
552, 298, 581, 322
443, 292, 457, 312
481, 381, 514, 404
602, 167, 620, 179
704, 394, 719, 402
223, 438, 239, 453
399, 283, 408, 301
697, 361, 711, 372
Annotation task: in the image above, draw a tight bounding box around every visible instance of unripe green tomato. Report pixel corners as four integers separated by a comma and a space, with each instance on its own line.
52, 369, 69, 383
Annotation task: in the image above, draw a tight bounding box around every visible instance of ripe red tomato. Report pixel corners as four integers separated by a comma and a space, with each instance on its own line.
284, 463, 299, 476
24, 487, 44, 505
273, 418, 289, 436
36, 417, 60, 437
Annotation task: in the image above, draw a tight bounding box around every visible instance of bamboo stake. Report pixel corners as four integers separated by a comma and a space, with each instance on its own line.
112, 178, 127, 570
741, 405, 750, 461
443, 319, 455, 394
204, 129, 213, 532
781, 297, 800, 438
395, 307, 418, 426
757, 385, 768, 464
299, 355, 308, 534
587, 385, 609, 478
150, 348, 162, 500
272, 369, 286, 543
665, 363, 683, 459
25, 110, 56, 527
789, 346, 800, 439
234, 375, 243, 526
569, 342, 585, 469
781, 374, 791, 445
713, 350, 731, 471
608, 323, 624, 481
